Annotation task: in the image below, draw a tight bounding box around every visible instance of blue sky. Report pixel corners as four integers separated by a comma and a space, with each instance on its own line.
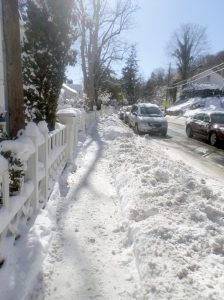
68, 0, 224, 83
125, 0, 224, 79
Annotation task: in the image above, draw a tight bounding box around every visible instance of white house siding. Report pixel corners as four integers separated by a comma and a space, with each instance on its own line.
189, 69, 224, 88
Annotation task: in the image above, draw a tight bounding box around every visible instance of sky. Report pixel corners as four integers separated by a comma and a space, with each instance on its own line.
67, 0, 224, 84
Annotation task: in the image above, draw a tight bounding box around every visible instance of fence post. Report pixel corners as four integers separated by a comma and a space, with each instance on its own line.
42, 131, 49, 201
25, 136, 39, 210
57, 114, 77, 163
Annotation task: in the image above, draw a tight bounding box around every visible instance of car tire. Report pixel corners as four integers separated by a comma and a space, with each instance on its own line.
135, 123, 140, 134
186, 125, 193, 138
161, 129, 167, 136
209, 132, 217, 146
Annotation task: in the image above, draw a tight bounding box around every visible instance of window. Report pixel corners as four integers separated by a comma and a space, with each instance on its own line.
140, 106, 162, 116
203, 114, 210, 122
193, 114, 203, 120
211, 114, 224, 124
131, 105, 138, 113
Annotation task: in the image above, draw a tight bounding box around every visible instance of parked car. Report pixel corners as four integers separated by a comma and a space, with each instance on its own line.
129, 103, 168, 136
123, 106, 132, 124
186, 111, 224, 146
118, 107, 125, 120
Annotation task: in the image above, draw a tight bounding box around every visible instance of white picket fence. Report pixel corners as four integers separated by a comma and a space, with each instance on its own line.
0, 110, 100, 262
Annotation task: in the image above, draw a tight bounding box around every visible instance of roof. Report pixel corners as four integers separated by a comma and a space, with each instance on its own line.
62, 83, 78, 94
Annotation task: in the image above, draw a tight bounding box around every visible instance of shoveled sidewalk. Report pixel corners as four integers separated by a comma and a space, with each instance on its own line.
29, 125, 140, 300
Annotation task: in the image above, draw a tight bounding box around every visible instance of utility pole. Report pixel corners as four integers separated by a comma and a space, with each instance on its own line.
163, 63, 171, 113
165, 63, 171, 101
2, 0, 25, 137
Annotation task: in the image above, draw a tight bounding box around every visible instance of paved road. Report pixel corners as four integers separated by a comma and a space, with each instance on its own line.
121, 115, 224, 181
163, 117, 224, 181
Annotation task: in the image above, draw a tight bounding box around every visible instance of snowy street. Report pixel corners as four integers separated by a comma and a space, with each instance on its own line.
1, 113, 224, 300
1, 1, 224, 299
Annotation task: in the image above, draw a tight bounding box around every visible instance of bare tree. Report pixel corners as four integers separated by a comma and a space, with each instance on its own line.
74, 0, 137, 109
169, 23, 208, 81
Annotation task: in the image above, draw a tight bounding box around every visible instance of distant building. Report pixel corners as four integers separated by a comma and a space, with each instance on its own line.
175, 70, 224, 102
58, 83, 86, 109
188, 69, 224, 88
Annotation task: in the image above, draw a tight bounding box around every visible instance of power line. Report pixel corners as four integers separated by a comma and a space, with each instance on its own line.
168, 62, 224, 89
168, 64, 224, 90
170, 62, 224, 87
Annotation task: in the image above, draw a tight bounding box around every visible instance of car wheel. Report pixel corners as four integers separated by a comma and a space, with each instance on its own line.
186, 125, 193, 138
161, 129, 167, 136
209, 132, 217, 146
135, 123, 140, 134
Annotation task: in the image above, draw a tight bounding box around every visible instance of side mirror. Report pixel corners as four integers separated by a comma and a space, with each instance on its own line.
132, 112, 137, 116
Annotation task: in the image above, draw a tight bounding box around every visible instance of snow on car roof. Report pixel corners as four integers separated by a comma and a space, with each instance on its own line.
137, 103, 158, 107
193, 109, 224, 115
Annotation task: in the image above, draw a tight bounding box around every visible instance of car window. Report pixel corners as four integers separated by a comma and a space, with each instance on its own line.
193, 113, 204, 121
131, 105, 138, 113
140, 106, 162, 116
203, 114, 210, 122
210, 114, 224, 124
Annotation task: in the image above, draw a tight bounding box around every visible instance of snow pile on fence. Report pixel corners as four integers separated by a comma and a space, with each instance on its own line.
99, 114, 224, 300
0, 110, 98, 266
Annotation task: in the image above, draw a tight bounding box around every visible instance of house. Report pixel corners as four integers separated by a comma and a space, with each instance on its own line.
188, 69, 224, 88
175, 69, 224, 102
58, 83, 86, 109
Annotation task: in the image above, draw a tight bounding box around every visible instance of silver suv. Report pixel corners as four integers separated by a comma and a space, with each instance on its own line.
129, 103, 168, 136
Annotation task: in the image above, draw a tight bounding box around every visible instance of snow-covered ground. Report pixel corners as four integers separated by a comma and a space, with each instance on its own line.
1, 113, 224, 299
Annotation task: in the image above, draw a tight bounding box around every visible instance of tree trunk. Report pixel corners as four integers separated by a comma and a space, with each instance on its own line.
2, 0, 25, 137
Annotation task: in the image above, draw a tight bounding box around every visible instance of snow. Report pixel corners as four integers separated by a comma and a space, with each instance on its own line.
62, 83, 78, 94
38, 121, 49, 134
57, 107, 83, 117
167, 96, 224, 117
23, 122, 45, 145
0, 113, 224, 299
183, 83, 224, 90
0, 135, 35, 162
0, 122, 49, 162
0, 155, 8, 172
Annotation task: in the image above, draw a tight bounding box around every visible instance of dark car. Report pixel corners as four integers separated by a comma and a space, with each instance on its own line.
186, 111, 224, 146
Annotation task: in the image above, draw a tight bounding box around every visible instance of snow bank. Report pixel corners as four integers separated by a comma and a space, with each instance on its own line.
23, 122, 45, 145
99, 114, 224, 300
168, 96, 224, 117
0, 122, 49, 161
0, 136, 35, 162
